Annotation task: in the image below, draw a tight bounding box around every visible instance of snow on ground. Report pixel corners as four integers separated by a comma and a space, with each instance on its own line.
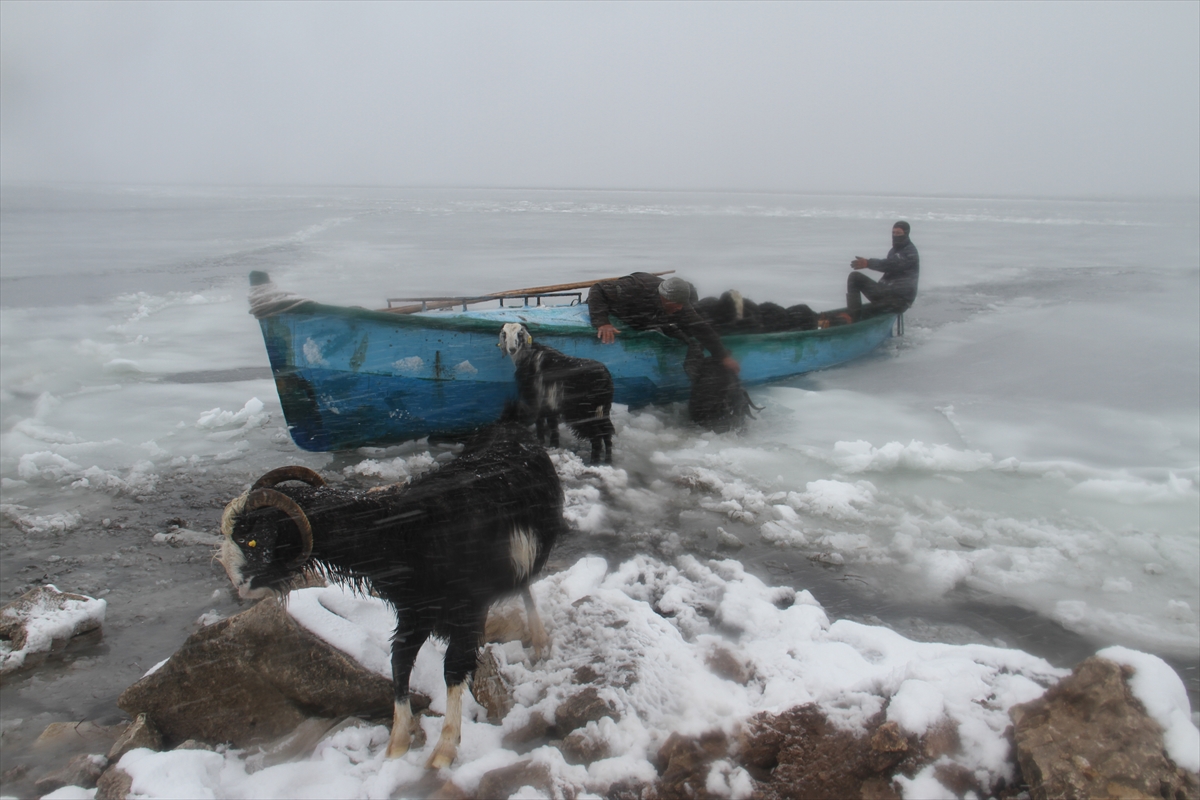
62, 557, 1189, 800
52, 555, 1194, 800
0, 585, 106, 676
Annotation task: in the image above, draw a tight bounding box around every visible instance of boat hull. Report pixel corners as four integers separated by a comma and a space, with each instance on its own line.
256, 300, 895, 451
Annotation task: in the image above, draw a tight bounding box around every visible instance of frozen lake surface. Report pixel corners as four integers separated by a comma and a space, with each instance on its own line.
1, 185, 1197, 794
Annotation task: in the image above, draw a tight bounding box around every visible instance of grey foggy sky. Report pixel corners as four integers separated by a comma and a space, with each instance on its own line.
2, 1, 1197, 198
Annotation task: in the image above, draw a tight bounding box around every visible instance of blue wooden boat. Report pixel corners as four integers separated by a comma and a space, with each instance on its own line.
249, 272, 897, 451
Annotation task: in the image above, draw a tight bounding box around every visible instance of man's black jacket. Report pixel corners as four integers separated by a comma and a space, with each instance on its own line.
587, 272, 728, 359
867, 241, 920, 306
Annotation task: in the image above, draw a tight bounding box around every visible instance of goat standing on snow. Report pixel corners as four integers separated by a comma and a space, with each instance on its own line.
216, 411, 565, 769
498, 322, 615, 464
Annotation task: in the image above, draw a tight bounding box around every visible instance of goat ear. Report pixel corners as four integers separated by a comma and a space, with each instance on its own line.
523, 331, 532, 345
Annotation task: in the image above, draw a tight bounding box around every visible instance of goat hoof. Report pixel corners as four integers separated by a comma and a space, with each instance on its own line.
386, 700, 415, 758
426, 743, 456, 770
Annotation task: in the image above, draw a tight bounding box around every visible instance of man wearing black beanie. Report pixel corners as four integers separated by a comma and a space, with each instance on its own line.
847, 221, 919, 317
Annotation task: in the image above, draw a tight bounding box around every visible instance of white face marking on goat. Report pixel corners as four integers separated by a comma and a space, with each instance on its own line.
509, 526, 538, 582
499, 323, 532, 359
729, 289, 745, 320
217, 492, 272, 601
217, 494, 249, 583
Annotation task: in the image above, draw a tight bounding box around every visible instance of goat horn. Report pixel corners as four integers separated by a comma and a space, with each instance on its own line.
244, 488, 314, 568
252, 466, 327, 490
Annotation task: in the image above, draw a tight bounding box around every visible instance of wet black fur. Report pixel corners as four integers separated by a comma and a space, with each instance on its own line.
225, 408, 565, 705
684, 350, 762, 434
695, 291, 818, 334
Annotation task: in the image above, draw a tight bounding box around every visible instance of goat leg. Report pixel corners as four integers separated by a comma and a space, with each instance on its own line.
523, 585, 549, 661
427, 612, 487, 769
386, 698, 415, 759
386, 624, 428, 759
427, 681, 466, 769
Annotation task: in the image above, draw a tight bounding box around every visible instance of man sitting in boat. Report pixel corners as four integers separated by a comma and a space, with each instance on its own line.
588, 273, 740, 375
847, 221, 919, 318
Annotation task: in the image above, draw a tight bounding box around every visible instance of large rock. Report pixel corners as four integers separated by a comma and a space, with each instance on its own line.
33, 753, 107, 795
1010, 656, 1199, 800
107, 713, 162, 762
704, 643, 753, 686
475, 760, 554, 799
95, 765, 133, 800
653, 730, 734, 799
32, 720, 122, 758
732, 706, 980, 800
119, 597, 395, 748
471, 645, 515, 724
554, 686, 621, 734
560, 725, 613, 766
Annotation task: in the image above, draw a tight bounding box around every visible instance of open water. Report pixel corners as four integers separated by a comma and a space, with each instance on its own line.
1, 184, 1197, 785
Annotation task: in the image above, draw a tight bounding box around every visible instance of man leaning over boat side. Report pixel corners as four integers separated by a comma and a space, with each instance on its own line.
588, 273, 741, 375
847, 221, 920, 318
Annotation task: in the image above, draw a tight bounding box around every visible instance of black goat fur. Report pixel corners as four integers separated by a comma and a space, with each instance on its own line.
695, 291, 819, 334
221, 407, 565, 763
684, 348, 762, 434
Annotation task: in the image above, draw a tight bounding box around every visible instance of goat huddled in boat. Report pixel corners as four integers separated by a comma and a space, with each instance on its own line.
498, 322, 615, 464
695, 290, 819, 334
216, 410, 565, 769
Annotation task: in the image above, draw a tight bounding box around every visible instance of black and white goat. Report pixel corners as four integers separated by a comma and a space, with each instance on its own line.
216, 411, 565, 769
498, 322, 614, 464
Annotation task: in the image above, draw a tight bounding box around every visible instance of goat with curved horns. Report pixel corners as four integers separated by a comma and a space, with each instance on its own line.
217, 411, 565, 769
499, 322, 615, 464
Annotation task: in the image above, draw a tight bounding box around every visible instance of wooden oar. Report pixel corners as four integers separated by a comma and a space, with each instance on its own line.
381, 270, 674, 314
